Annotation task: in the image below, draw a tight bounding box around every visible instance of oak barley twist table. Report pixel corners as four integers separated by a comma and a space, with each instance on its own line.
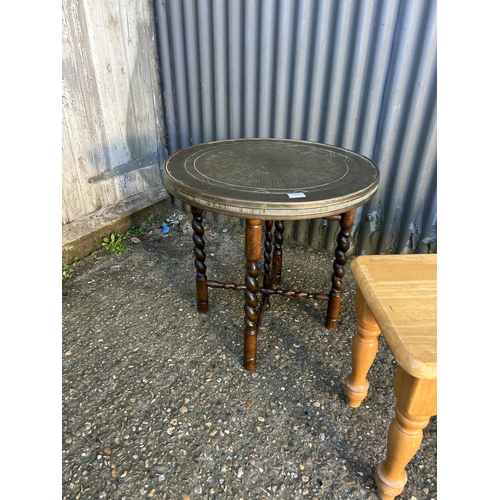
162, 138, 380, 371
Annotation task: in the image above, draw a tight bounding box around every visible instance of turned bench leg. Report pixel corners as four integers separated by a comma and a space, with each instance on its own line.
190, 206, 209, 313
243, 219, 262, 371
375, 368, 437, 500
344, 288, 381, 407
326, 209, 356, 330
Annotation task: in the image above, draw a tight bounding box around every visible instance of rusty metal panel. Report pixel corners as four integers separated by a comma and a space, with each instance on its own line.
155, 0, 437, 254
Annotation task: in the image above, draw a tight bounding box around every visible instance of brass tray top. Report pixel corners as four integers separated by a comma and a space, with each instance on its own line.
162, 138, 379, 220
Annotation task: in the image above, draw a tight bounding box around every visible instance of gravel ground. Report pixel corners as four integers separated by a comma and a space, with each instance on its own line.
62, 208, 437, 500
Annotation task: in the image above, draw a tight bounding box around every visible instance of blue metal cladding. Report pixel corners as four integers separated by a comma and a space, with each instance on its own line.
154, 0, 437, 254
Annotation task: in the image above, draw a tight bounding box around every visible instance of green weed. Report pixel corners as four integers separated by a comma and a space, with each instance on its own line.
102, 233, 127, 255
62, 263, 74, 280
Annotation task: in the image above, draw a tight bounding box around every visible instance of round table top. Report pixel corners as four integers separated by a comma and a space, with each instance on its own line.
162, 138, 379, 220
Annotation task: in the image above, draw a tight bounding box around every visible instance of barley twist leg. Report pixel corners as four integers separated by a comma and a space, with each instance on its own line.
272, 220, 284, 285
326, 209, 355, 329
243, 219, 262, 370
190, 206, 208, 313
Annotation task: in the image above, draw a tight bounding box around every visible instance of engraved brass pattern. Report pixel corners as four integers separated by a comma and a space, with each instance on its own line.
163, 138, 379, 219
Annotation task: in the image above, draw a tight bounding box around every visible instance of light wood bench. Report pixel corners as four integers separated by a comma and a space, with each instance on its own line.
344, 254, 437, 500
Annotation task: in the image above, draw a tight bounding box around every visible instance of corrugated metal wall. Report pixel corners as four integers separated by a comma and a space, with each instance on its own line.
154, 0, 437, 254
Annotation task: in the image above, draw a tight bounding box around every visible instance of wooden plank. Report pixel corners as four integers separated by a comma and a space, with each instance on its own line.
63, 0, 106, 221
62, 184, 168, 246
62, 108, 87, 223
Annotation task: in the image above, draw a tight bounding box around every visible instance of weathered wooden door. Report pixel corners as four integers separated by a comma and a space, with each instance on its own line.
62, 0, 167, 260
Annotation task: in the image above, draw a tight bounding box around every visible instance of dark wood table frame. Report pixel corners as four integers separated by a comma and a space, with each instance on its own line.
162, 138, 379, 371
190, 207, 356, 370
